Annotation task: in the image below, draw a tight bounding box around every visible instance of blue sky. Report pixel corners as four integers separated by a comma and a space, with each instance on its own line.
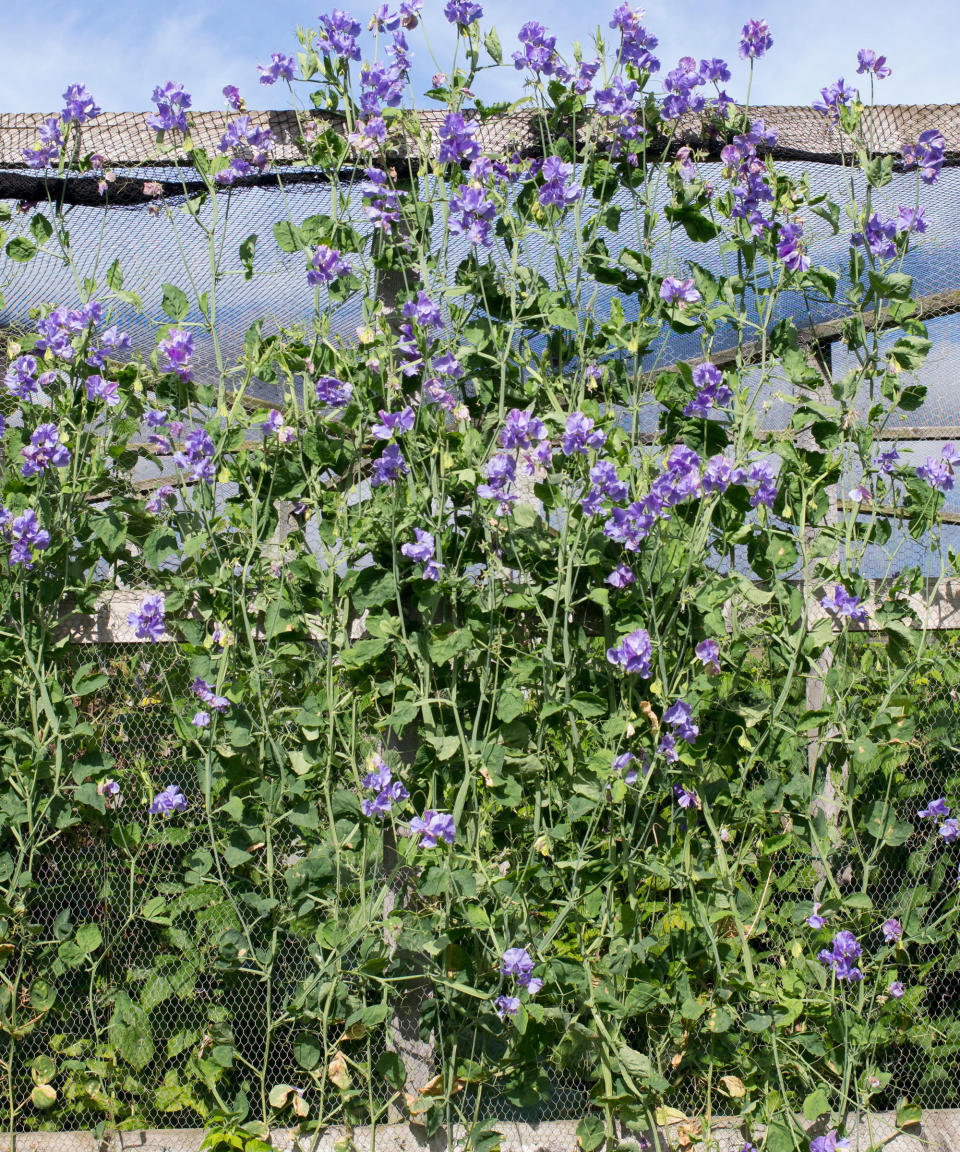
1, 0, 957, 114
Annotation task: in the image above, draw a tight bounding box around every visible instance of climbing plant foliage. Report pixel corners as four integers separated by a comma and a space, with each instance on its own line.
1, 9, 959, 1152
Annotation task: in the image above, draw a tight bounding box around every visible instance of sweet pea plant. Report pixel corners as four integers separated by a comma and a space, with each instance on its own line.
1, 6, 959, 1151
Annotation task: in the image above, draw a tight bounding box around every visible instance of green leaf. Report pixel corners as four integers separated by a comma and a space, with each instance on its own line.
75, 924, 103, 954
239, 233, 258, 280
743, 1013, 773, 1033
273, 220, 304, 253
160, 283, 190, 322
72, 663, 110, 697
293, 1034, 323, 1071
576, 1116, 605, 1152
143, 526, 179, 568
30, 214, 53, 245
6, 236, 37, 262
91, 507, 127, 554
803, 1088, 831, 1121
106, 258, 124, 290
109, 995, 154, 1070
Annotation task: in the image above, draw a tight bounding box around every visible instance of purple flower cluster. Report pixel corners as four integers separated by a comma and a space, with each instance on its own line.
512, 21, 558, 75
612, 750, 642, 784
437, 113, 481, 164
401, 528, 443, 580
582, 460, 627, 516
661, 56, 724, 120
660, 700, 699, 762
317, 9, 363, 60
0, 508, 51, 569
216, 115, 275, 183
720, 120, 778, 232
22, 116, 64, 169
609, 4, 660, 72
258, 53, 296, 85
21, 424, 71, 478
444, 0, 482, 26
147, 82, 192, 134
812, 78, 856, 122
683, 363, 733, 418
495, 946, 542, 1017
361, 168, 406, 233
307, 245, 352, 286
192, 677, 230, 712
158, 329, 195, 381
857, 49, 891, 78
478, 453, 517, 512
127, 594, 166, 642
448, 179, 497, 246
818, 929, 863, 982
538, 156, 580, 209
34, 301, 103, 361
61, 83, 102, 124
150, 785, 188, 817
87, 324, 132, 370
902, 129, 945, 185
262, 409, 296, 444
173, 428, 216, 484
411, 809, 455, 847
806, 902, 827, 930
917, 443, 960, 493
5, 355, 40, 401
820, 585, 868, 625
560, 413, 605, 457
776, 220, 812, 273
360, 755, 409, 818
371, 443, 409, 487
738, 18, 772, 60
315, 376, 353, 407
606, 628, 652, 678
85, 375, 120, 406
603, 445, 703, 549
594, 78, 645, 157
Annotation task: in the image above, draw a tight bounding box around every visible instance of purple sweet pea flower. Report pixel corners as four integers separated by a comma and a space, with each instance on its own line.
146, 82, 192, 134
941, 818, 959, 843
820, 585, 868, 625
818, 930, 863, 982
173, 428, 216, 485
606, 563, 635, 589
613, 752, 640, 786
191, 677, 230, 712
562, 412, 606, 456
192, 711, 211, 728
444, 0, 482, 25
258, 53, 296, 84
85, 375, 120, 406
918, 798, 951, 820
437, 113, 481, 164
477, 452, 517, 511
315, 376, 353, 406
61, 83, 101, 124
500, 409, 547, 450
307, 245, 351, 285
360, 755, 409, 818
5, 355, 40, 401
128, 594, 166, 642
888, 980, 905, 999
776, 220, 812, 273
810, 1134, 851, 1152
895, 206, 926, 235
663, 699, 699, 743
223, 85, 243, 109
401, 528, 435, 563
738, 18, 772, 59
857, 50, 891, 79
881, 918, 902, 943
512, 21, 557, 75
372, 406, 416, 439
402, 290, 444, 328
851, 213, 898, 259
149, 785, 188, 817
411, 810, 455, 847
606, 629, 652, 678
917, 444, 957, 492
695, 638, 720, 674
538, 156, 581, 207
902, 129, 945, 185
609, 4, 660, 72
806, 902, 827, 930
7, 509, 51, 568
316, 9, 363, 60
813, 78, 857, 122
495, 995, 520, 1018
97, 779, 122, 809
660, 276, 701, 307
158, 329, 195, 381
673, 784, 700, 809
21, 424, 71, 477
874, 447, 900, 475
501, 947, 535, 983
